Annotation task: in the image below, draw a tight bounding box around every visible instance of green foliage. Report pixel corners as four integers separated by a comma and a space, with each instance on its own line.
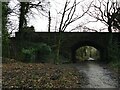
35, 43, 52, 62
2, 2, 10, 58
108, 40, 120, 61
36, 43, 51, 55
22, 26, 35, 33
108, 38, 120, 68
76, 46, 99, 62
22, 48, 35, 62
21, 42, 52, 63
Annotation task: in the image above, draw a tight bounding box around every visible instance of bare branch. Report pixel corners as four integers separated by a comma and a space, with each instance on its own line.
59, 1, 68, 31
65, 1, 93, 26
65, 0, 84, 12
86, 0, 120, 32
62, 0, 76, 31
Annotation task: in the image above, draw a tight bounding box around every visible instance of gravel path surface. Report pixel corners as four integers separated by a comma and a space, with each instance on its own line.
75, 61, 118, 88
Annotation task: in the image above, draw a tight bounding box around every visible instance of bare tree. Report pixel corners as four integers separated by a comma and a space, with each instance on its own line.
19, 0, 50, 32
58, 0, 93, 32
8, 0, 50, 34
87, 0, 120, 32
54, 0, 93, 64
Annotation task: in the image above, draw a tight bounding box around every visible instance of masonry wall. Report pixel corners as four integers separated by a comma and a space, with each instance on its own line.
11, 32, 118, 62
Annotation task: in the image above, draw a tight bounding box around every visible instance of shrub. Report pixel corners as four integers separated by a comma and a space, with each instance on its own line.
108, 40, 120, 61
22, 48, 35, 62
35, 43, 52, 62
21, 43, 52, 63
108, 38, 120, 68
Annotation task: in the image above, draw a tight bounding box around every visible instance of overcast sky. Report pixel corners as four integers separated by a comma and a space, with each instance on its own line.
8, 0, 120, 35
27, 0, 106, 32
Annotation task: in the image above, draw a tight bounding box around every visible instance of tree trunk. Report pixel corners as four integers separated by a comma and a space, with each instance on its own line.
108, 25, 112, 33
19, 2, 25, 32
48, 10, 51, 32
19, 2, 29, 32
48, 10, 51, 43
55, 32, 61, 64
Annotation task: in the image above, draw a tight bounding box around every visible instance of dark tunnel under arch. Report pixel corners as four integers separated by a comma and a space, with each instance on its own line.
71, 40, 108, 63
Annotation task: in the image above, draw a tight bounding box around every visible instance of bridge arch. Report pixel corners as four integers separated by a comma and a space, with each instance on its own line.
71, 40, 107, 63
13, 32, 113, 62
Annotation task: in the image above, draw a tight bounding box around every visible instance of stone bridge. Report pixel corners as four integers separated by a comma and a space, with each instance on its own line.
13, 32, 119, 62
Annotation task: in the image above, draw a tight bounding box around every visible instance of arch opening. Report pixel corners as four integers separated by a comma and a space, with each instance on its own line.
75, 46, 100, 62
71, 40, 106, 63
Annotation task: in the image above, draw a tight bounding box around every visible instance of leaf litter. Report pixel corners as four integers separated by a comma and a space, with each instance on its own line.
2, 62, 84, 88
